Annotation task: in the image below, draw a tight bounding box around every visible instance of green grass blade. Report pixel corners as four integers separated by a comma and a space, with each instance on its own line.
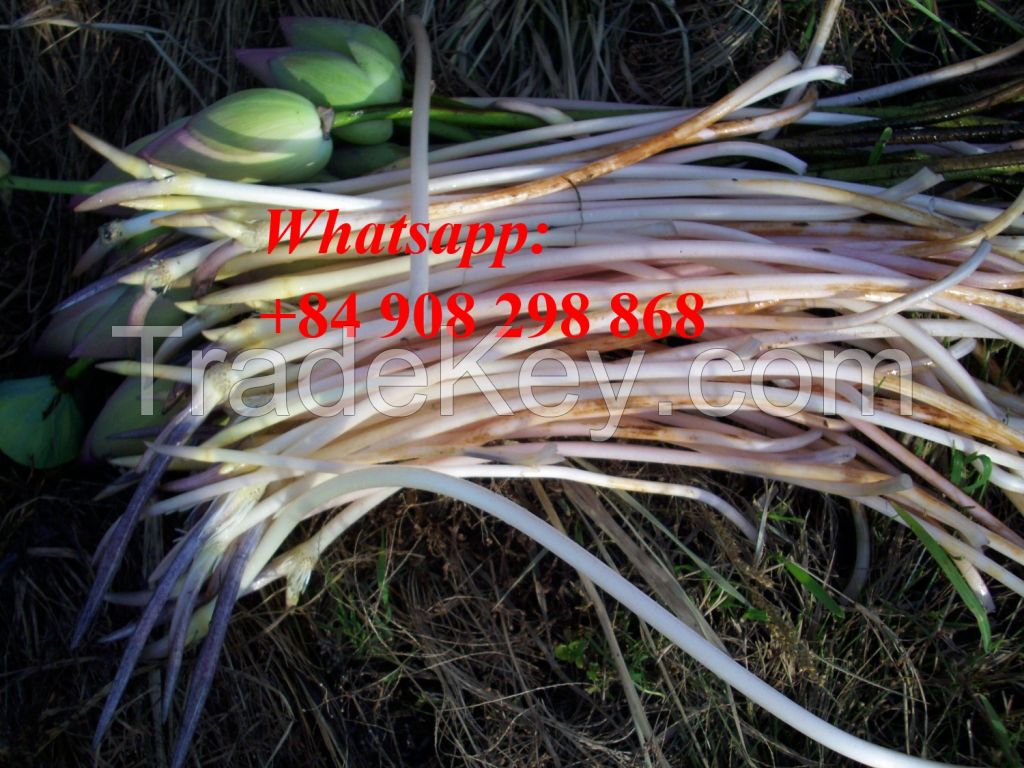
868, 126, 893, 166
894, 506, 992, 651
975, 0, 1024, 36
904, 0, 984, 53
784, 561, 845, 619
977, 694, 1022, 767
600, 482, 750, 606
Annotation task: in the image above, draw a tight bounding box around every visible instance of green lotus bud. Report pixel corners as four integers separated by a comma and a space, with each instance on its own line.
328, 142, 409, 178
237, 42, 402, 145
84, 377, 177, 461
139, 89, 332, 183
279, 16, 401, 68
36, 284, 188, 359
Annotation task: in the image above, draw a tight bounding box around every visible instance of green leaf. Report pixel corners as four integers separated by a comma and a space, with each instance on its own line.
964, 453, 993, 496
784, 561, 846, 619
894, 505, 992, 651
868, 126, 893, 166
978, 694, 1021, 767
951, 448, 993, 497
0, 376, 84, 468
951, 447, 966, 487
742, 607, 770, 623
554, 639, 588, 668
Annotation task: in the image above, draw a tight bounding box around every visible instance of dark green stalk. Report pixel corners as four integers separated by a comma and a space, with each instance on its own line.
332, 101, 657, 131
333, 104, 547, 130
393, 117, 479, 143
814, 149, 1024, 184
816, 78, 1024, 127
1, 175, 116, 195
771, 122, 1024, 153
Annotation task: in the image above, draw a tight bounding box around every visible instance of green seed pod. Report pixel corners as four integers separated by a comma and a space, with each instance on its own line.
140, 89, 332, 183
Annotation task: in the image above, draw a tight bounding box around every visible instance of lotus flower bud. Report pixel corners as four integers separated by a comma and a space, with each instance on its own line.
237, 22, 402, 145
139, 89, 333, 183
279, 17, 401, 68
83, 377, 177, 461
328, 142, 408, 178
36, 284, 187, 359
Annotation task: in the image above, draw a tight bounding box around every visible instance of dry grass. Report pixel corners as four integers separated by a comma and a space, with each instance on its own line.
2, 1, 1024, 766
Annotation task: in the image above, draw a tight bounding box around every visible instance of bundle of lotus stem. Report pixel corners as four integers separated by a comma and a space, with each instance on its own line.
29, 16, 1024, 768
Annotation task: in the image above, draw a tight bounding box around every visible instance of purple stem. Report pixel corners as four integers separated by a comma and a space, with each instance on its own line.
72, 408, 203, 648
191, 240, 247, 297
169, 524, 263, 768
91, 521, 205, 750
162, 465, 227, 494
160, 565, 207, 721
